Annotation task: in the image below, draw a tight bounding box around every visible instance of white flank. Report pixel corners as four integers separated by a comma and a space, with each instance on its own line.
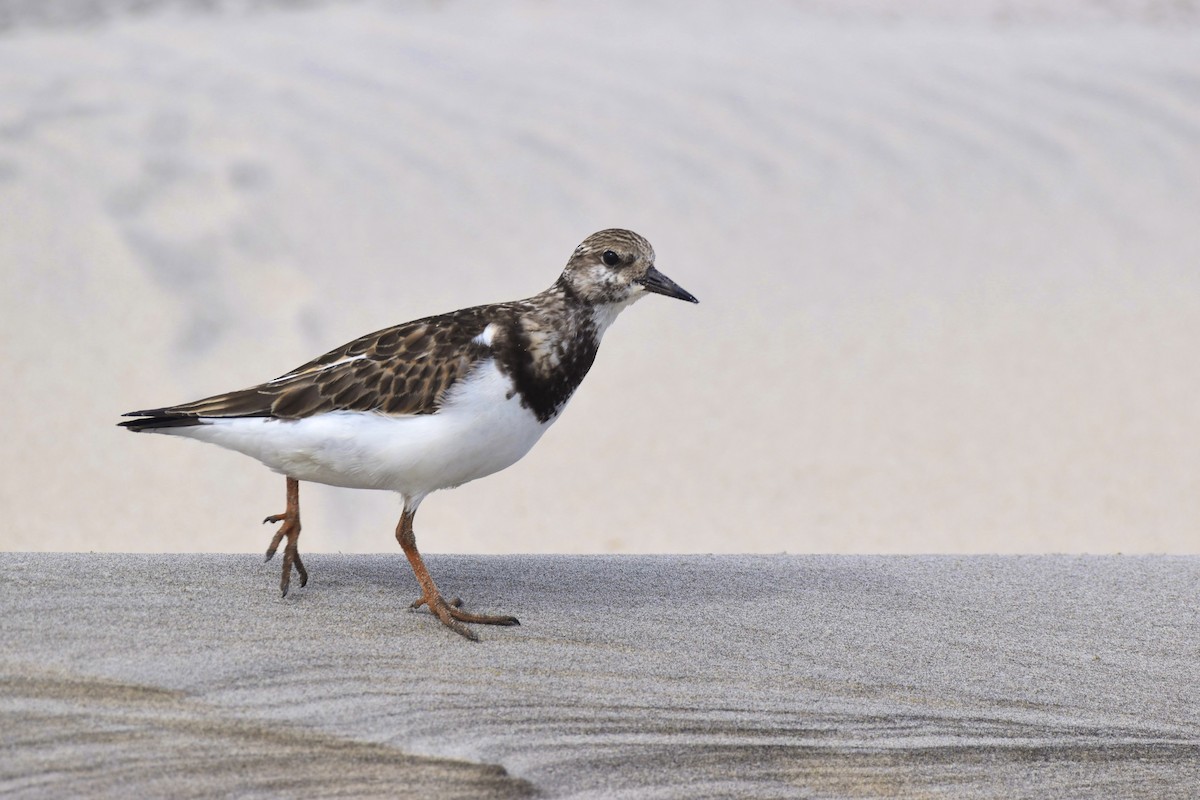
155, 360, 548, 501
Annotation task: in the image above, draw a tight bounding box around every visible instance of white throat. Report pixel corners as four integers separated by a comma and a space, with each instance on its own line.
589, 294, 643, 337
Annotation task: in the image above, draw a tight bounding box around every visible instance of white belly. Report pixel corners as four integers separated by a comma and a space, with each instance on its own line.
163, 360, 552, 500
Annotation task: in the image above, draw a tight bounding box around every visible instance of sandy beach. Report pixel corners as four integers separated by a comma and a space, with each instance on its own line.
0, 1, 1197, 555
4, 552, 1199, 797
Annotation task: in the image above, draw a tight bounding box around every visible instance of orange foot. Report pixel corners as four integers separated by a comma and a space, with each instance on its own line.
264, 513, 307, 597
263, 476, 306, 597
411, 595, 520, 641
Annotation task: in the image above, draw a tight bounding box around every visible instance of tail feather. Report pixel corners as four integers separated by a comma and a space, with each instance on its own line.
120, 388, 276, 431
118, 412, 207, 432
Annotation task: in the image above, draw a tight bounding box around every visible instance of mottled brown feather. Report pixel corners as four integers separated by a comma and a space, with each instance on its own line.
149, 306, 519, 421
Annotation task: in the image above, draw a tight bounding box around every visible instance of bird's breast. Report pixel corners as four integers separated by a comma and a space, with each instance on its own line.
496, 319, 600, 424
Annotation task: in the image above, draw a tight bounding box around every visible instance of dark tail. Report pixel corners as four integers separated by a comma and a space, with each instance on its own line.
118, 409, 206, 432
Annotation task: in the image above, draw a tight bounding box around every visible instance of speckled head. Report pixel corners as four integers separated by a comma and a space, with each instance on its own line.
558, 229, 698, 307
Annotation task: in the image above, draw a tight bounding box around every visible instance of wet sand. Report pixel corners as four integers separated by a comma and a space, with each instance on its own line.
3, 553, 1198, 797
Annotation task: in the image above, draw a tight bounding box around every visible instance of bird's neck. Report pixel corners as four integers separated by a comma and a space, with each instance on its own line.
494, 284, 632, 424
539, 280, 637, 341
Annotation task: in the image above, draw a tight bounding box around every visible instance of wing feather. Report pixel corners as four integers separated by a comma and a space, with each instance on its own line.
123, 306, 511, 426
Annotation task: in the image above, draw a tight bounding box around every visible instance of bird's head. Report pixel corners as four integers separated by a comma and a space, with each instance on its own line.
557, 229, 698, 308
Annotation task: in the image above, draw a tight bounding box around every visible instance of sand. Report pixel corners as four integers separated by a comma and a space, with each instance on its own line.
0, 1, 1197, 555
3, 552, 1199, 797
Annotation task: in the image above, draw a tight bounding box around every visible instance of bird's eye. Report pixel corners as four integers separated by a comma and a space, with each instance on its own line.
601, 250, 621, 267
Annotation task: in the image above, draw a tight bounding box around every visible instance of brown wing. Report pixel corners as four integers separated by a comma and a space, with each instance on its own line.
125, 306, 508, 425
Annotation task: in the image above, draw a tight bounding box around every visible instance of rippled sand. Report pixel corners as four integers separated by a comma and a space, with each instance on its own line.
3, 553, 1198, 797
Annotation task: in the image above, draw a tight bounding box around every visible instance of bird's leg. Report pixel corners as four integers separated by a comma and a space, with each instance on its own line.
263, 476, 307, 597
395, 505, 519, 641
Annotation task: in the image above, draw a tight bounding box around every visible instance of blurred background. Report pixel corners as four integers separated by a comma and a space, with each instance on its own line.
1, 0, 1197, 554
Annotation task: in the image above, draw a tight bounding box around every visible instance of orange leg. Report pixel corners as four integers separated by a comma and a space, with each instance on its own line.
263, 476, 307, 597
395, 504, 518, 641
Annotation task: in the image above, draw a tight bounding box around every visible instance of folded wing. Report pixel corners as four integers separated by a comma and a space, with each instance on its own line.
120, 308, 500, 431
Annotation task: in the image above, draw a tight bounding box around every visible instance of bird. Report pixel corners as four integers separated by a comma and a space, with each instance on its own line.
119, 229, 698, 640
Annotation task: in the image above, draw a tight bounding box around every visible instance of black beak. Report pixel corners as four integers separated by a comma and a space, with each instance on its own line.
638, 266, 699, 304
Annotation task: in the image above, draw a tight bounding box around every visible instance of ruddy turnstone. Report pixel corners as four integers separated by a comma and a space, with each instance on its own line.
120, 229, 697, 640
